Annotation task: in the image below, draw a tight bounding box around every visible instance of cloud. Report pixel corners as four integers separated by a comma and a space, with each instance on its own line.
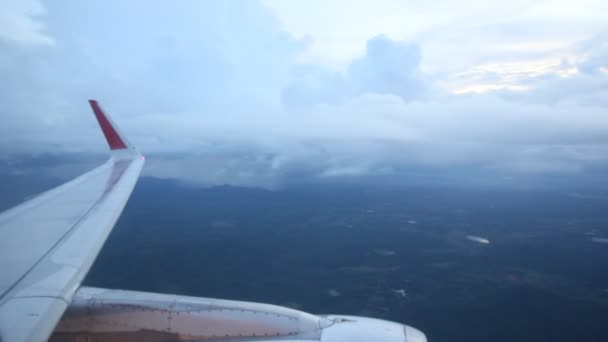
264, 0, 608, 71
0, 1, 607, 188
0, 1, 303, 154
283, 36, 425, 107
0, 0, 53, 46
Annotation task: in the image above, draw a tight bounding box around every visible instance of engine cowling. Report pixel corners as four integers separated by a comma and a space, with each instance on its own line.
51, 287, 427, 342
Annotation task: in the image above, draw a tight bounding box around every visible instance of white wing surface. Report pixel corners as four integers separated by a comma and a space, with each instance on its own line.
0, 100, 145, 342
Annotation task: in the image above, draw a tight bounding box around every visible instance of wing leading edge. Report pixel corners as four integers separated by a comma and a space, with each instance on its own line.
0, 101, 145, 342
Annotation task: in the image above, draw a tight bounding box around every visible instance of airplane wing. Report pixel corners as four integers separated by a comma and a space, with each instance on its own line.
0, 100, 145, 342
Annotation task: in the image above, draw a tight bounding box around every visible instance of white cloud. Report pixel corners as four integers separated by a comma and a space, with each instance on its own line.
263, 0, 608, 73
0, 0, 607, 187
0, 0, 53, 45
443, 57, 582, 94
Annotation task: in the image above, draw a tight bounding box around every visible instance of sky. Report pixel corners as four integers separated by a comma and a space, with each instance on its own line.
0, 0, 607, 187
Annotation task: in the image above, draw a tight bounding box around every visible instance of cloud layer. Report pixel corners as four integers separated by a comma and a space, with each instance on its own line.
0, 0, 607, 187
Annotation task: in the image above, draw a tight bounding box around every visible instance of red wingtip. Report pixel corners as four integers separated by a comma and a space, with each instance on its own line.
89, 99, 128, 150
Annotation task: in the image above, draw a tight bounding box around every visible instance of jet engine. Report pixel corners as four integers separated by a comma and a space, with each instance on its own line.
51, 287, 427, 342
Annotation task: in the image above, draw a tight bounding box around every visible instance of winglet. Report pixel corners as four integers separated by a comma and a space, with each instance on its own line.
89, 99, 135, 153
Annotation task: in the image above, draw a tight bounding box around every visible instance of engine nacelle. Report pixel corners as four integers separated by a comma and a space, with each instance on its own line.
320, 315, 426, 342
51, 287, 426, 342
